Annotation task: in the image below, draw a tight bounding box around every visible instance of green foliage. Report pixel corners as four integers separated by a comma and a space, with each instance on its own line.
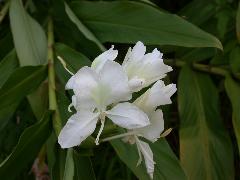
111, 139, 187, 180
0, 0, 240, 179
178, 66, 234, 180
9, 0, 47, 66
0, 111, 52, 180
70, 1, 222, 49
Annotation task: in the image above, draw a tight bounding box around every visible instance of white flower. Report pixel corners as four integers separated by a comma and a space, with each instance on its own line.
122, 41, 172, 92
104, 80, 176, 179
58, 52, 150, 148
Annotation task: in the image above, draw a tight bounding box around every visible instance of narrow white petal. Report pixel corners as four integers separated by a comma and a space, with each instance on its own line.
122, 47, 132, 67
106, 102, 150, 129
58, 111, 99, 148
91, 45, 118, 72
136, 138, 155, 179
135, 109, 164, 142
131, 41, 146, 61
99, 61, 132, 105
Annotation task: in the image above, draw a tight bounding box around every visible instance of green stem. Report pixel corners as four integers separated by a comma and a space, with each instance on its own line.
0, 1, 10, 24
164, 59, 240, 80
48, 17, 62, 135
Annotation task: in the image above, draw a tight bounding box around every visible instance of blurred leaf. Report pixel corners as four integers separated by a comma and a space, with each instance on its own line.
229, 46, 240, 73
215, 8, 232, 39
236, 1, 240, 42
0, 50, 18, 88
178, 66, 234, 180
64, 3, 105, 51
49, 137, 66, 180
63, 148, 74, 180
52, 0, 102, 58
70, 1, 222, 49
0, 66, 47, 130
111, 139, 187, 180
0, 111, 52, 180
179, 0, 216, 26
0, 32, 14, 60
0, 99, 36, 163
27, 82, 48, 121
73, 150, 96, 180
9, 0, 47, 66
180, 48, 216, 62
225, 77, 240, 154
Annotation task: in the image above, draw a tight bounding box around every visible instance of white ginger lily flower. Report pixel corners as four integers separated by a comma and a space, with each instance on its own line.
91, 42, 172, 93
58, 50, 150, 148
123, 41, 173, 92
103, 80, 177, 179
133, 80, 177, 142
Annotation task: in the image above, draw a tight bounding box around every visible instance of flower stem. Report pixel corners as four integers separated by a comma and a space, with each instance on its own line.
164, 59, 240, 80
47, 17, 62, 135
0, 1, 10, 24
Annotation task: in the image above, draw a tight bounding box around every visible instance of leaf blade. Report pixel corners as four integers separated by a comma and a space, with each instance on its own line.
70, 1, 222, 49
9, 0, 47, 66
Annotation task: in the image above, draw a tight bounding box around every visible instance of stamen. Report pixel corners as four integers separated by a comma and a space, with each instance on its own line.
57, 56, 74, 75
95, 118, 105, 145
160, 128, 172, 138
68, 103, 73, 112
135, 136, 143, 166
101, 131, 136, 142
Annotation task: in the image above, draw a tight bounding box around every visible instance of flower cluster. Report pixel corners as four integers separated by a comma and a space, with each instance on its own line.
58, 41, 176, 179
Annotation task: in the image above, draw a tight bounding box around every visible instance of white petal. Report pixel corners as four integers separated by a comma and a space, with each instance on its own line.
128, 77, 145, 92
134, 80, 177, 113
99, 60, 132, 105
136, 138, 155, 179
122, 47, 132, 67
58, 111, 99, 148
65, 76, 76, 90
68, 67, 99, 110
123, 43, 172, 92
106, 102, 150, 129
131, 41, 146, 61
135, 109, 164, 142
91, 45, 118, 73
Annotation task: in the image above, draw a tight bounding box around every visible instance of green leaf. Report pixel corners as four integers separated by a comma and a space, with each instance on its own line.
27, 82, 48, 121
64, 3, 105, 51
225, 77, 240, 155
73, 150, 96, 180
178, 66, 234, 180
0, 50, 18, 88
0, 111, 52, 180
55, 43, 91, 72
229, 46, 240, 73
0, 66, 47, 130
236, 1, 240, 42
70, 1, 222, 49
9, 0, 47, 66
179, 0, 216, 26
55, 43, 91, 84
111, 139, 186, 180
